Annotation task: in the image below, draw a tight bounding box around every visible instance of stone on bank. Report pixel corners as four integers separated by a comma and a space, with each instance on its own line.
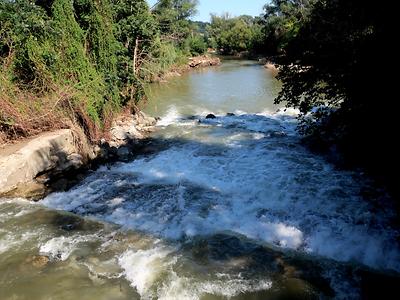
0, 112, 156, 200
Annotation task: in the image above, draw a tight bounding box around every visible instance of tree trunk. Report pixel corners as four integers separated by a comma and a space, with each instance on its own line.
133, 37, 139, 75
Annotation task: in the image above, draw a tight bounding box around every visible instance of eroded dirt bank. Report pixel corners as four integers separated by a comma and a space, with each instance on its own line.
0, 111, 156, 200
155, 55, 221, 82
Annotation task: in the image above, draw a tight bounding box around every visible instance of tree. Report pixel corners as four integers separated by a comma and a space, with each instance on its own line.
261, 0, 314, 54
274, 0, 396, 193
185, 33, 206, 55
110, 0, 157, 102
207, 14, 262, 54
153, 0, 198, 39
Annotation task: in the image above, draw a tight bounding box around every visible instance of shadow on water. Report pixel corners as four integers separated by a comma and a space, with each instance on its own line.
181, 233, 336, 299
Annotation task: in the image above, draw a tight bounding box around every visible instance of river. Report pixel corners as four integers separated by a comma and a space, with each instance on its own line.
1, 59, 399, 299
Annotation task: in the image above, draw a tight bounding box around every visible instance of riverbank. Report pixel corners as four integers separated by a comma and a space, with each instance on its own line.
0, 111, 156, 200
153, 55, 221, 82
0, 55, 222, 201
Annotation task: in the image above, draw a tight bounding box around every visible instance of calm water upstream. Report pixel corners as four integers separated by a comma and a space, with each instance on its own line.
1, 59, 399, 299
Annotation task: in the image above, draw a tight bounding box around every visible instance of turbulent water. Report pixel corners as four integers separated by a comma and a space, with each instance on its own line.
1, 59, 399, 299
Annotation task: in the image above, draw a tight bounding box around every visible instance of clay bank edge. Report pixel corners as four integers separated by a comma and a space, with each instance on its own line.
0, 111, 157, 200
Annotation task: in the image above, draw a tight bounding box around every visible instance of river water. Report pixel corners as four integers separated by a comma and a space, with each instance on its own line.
1, 59, 399, 299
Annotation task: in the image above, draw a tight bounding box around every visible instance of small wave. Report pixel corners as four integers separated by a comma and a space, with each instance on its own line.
157, 106, 181, 126
39, 234, 99, 261
119, 244, 272, 300
119, 244, 177, 297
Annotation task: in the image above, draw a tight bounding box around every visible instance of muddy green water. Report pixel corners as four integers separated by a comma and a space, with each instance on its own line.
142, 59, 281, 117
1, 59, 399, 299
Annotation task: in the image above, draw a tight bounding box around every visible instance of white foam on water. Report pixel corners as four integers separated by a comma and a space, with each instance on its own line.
118, 244, 177, 297
41, 111, 400, 273
0, 200, 43, 254
108, 197, 125, 207
0, 198, 30, 205
82, 258, 123, 281
157, 105, 181, 126
273, 107, 301, 117
119, 244, 272, 300
0, 210, 14, 224
0, 198, 37, 222
0, 230, 39, 254
39, 234, 98, 261
158, 272, 272, 300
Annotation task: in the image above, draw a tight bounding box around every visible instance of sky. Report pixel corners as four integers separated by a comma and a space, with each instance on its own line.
146, 0, 267, 22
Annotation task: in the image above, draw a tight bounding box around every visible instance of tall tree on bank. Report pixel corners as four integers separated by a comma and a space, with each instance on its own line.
153, 0, 198, 40
147, 0, 207, 66
261, 0, 315, 55
111, 0, 157, 102
274, 0, 396, 193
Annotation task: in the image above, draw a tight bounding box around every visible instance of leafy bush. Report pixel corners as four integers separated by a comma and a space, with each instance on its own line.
0, 0, 202, 142
139, 38, 188, 81
206, 14, 263, 54
0, 0, 157, 141
185, 34, 207, 56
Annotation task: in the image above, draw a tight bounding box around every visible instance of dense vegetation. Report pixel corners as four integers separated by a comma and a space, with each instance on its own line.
206, 14, 263, 54
204, 1, 315, 56
260, 0, 396, 194
0, 0, 207, 142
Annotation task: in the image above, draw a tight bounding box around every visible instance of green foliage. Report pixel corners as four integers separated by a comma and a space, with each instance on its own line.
0, 0, 204, 140
274, 0, 384, 135
110, 0, 158, 104
153, 0, 208, 57
185, 34, 207, 56
261, 0, 315, 55
206, 14, 263, 54
0, 0, 160, 139
0, 0, 111, 129
274, 0, 396, 191
139, 37, 188, 81
153, 0, 198, 38
202, 1, 313, 56
112, 0, 156, 44
191, 21, 208, 34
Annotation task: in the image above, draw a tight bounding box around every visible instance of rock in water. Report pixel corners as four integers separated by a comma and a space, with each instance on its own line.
269, 131, 287, 138
117, 146, 130, 159
206, 114, 216, 119
26, 255, 50, 268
